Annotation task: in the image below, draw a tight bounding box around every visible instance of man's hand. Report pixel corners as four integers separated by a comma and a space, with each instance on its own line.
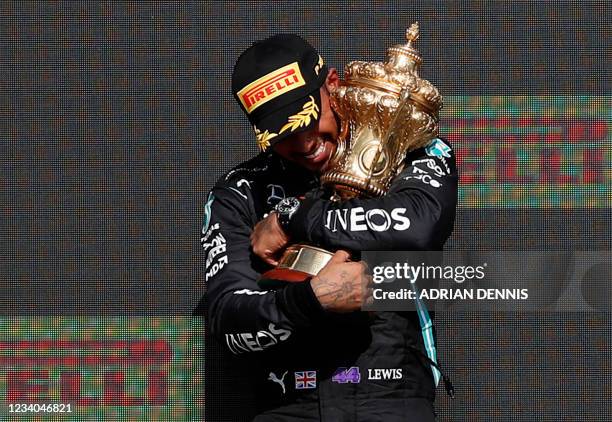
310, 250, 372, 313
250, 212, 290, 266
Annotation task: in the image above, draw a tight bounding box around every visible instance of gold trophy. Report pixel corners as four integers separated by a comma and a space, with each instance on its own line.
261, 23, 443, 284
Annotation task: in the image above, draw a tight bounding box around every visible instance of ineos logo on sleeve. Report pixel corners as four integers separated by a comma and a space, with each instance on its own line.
225, 323, 292, 354
324, 207, 410, 233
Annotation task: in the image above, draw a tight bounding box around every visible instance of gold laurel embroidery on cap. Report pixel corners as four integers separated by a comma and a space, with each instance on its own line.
278, 96, 319, 135
314, 55, 324, 76
254, 126, 278, 152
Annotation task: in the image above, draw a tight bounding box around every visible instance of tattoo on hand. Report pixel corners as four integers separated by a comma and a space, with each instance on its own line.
313, 277, 355, 309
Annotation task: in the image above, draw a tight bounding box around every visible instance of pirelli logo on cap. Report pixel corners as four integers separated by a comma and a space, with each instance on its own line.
238, 62, 306, 114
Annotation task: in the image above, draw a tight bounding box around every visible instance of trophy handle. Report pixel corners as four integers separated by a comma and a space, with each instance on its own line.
259, 244, 335, 288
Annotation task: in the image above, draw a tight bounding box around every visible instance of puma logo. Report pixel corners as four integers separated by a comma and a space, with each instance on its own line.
268, 370, 288, 394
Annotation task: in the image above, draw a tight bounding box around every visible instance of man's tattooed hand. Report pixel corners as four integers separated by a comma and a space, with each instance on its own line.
310, 250, 372, 313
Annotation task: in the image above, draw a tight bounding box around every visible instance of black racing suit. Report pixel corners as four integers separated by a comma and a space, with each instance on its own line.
197, 138, 458, 421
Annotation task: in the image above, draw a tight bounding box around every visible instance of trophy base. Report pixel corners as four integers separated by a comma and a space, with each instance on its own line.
259, 244, 335, 289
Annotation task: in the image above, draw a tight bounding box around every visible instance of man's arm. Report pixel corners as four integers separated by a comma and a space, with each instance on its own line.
197, 184, 369, 355
288, 139, 458, 251
198, 185, 325, 355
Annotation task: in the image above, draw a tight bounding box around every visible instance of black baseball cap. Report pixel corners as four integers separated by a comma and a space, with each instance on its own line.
232, 34, 328, 151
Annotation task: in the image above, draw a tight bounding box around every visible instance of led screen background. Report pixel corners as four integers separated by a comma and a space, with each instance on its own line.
0, 1, 610, 421
0, 318, 203, 420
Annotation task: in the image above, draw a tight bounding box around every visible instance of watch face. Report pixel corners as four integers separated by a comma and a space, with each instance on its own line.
276, 197, 299, 214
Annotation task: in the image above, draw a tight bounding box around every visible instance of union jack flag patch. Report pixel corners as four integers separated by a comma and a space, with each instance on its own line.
294, 370, 317, 389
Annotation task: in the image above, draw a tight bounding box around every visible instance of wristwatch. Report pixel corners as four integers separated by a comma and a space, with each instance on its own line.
274, 197, 301, 231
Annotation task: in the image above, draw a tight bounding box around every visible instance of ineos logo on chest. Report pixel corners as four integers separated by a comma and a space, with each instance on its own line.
324, 207, 411, 233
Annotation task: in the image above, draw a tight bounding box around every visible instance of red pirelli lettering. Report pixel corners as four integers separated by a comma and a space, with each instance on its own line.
241, 69, 295, 108
0, 340, 172, 406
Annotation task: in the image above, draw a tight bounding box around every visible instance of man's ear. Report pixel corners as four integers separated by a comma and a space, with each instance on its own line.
325, 68, 339, 93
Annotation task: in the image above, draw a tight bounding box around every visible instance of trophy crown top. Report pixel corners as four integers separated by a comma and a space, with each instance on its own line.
406, 22, 420, 43
387, 21, 423, 71
341, 23, 441, 116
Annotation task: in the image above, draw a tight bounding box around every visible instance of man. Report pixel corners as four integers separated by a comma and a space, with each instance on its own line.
198, 34, 457, 421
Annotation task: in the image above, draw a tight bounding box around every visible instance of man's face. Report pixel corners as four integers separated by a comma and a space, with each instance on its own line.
272, 70, 340, 173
